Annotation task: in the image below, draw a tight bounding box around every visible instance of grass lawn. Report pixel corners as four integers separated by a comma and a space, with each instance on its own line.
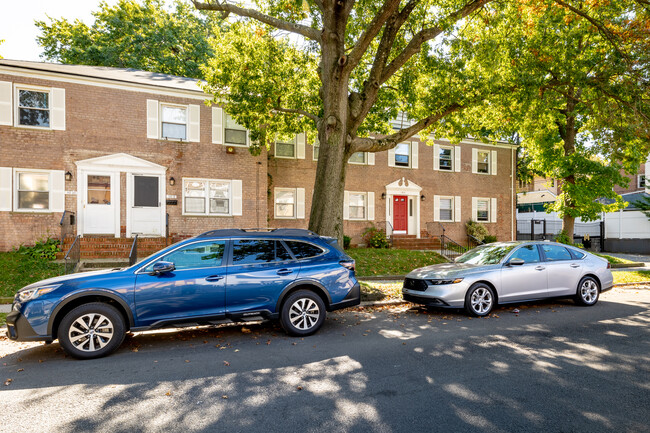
612, 270, 650, 285
595, 253, 636, 265
361, 282, 403, 302
347, 248, 448, 277
0, 313, 6, 327
0, 252, 64, 299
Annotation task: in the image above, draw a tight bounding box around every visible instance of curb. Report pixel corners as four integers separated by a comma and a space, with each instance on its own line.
358, 275, 405, 281
611, 262, 646, 269
613, 281, 650, 287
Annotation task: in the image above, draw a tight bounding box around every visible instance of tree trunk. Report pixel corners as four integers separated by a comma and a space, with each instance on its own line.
559, 89, 578, 238
562, 214, 575, 242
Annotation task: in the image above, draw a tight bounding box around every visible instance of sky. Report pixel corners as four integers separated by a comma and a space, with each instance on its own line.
0, 0, 119, 61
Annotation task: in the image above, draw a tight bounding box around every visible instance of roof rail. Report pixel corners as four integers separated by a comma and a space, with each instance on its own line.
197, 228, 319, 237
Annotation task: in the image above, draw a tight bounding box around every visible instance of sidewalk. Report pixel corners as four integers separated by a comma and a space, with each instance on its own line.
603, 252, 650, 272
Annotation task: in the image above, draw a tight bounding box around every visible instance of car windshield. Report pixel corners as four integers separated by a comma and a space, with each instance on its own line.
456, 243, 517, 265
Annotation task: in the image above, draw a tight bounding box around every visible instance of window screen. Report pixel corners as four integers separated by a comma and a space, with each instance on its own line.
134, 176, 159, 207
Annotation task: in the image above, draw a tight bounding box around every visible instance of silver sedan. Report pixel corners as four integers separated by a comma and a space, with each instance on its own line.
402, 241, 614, 316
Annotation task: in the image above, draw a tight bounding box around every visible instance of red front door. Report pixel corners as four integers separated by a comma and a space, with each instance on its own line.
393, 196, 408, 232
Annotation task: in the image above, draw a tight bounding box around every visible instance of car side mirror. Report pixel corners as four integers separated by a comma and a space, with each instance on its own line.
150, 261, 175, 275
507, 258, 525, 266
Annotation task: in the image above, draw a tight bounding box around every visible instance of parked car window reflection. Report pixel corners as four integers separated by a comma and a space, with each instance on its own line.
285, 241, 324, 259
146, 241, 225, 271
456, 243, 516, 265
541, 245, 572, 261
232, 240, 290, 264
509, 245, 541, 263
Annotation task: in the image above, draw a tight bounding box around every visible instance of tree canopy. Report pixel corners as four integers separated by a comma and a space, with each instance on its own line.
36, 0, 218, 78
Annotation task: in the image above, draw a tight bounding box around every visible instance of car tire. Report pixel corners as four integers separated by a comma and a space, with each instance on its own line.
58, 302, 126, 359
280, 290, 326, 337
574, 276, 600, 306
464, 283, 495, 317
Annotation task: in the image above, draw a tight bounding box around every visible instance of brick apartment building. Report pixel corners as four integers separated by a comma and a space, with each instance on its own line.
0, 60, 517, 252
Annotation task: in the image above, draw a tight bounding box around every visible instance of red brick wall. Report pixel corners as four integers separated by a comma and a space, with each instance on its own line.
613, 162, 646, 195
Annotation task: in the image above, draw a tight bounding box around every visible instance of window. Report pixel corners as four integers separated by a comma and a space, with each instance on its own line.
87, 175, 111, 205
570, 249, 586, 260
541, 244, 572, 261
440, 198, 453, 221
439, 147, 453, 171
275, 137, 296, 158
476, 199, 489, 222
348, 152, 366, 164
17, 171, 49, 210
477, 150, 490, 174
395, 143, 410, 167
510, 245, 540, 264
17, 88, 50, 127
147, 241, 225, 271
349, 193, 366, 219
285, 241, 324, 259
232, 240, 291, 265
313, 142, 319, 160
639, 175, 646, 189
161, 105, 187, 140
224, 114, 247, 146
183, 179, 230, 215
275, 189, 296, 218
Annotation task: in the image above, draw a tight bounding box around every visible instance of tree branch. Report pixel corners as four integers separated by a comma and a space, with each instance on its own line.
192, 0, 321, 42
272, 106, 320, 123
350, 103, 463, 152
380, 0, 490, 84
346, 0, 402, 69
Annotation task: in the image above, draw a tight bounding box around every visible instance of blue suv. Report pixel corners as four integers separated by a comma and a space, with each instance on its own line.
6, 229, 360, 359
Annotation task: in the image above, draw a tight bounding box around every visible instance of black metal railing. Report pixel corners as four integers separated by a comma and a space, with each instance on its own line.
425, 221, 446, 238
467, 234, 484, 250
64, 235, 81, 275
440, 235, 468, 260
129, 235, 139, 266
375, 221, 394, 247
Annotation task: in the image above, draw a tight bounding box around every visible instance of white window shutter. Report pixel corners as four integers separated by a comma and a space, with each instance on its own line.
50, 88, 65, 130
411, 141, 418, 169
433, 143, 440, 170
433, 195, 440, 222
491, 150, 498, 175
472, 148, 478, 174
454, 146, 461, 172
0, 167, 12, 211
343, 191, 350, 220
188, 104, 200, 142
0, 81, 12, 126
212, 107, 223, 144
388, 147, 396, 167
50, 170, 65, 212
491, 197, 497, 222
231, 180, 243, 216
296, 188, 305, 219
296, 133, 306, 159
454, 196, 462, 222
472, 197, 478, 221
147, 100, 159, 139
367, 152, 375, 165
367, 191, 375, 220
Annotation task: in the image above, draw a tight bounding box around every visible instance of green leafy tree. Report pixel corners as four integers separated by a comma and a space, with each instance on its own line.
635, 194, 650, 220
36, 0, 218, 78
458, 0, 650, 236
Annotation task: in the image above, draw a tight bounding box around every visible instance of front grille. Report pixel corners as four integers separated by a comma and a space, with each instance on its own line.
403, 278, 428, 291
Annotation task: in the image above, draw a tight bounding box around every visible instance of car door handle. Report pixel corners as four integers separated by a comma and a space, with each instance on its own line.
570, 264, 580, 268
277, 268, 293, 275
535, 266, 546, 271
205, 275, 224, 282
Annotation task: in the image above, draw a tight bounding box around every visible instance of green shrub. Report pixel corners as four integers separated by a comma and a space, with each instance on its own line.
554, 230, 583, 248
483, 235, 497, 244
466, 220, 489, 242
362, 224, 390, 249
16, 237, 60, 261
343, 235, 351, 249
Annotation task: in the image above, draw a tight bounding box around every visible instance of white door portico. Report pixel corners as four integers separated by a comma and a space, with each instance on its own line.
76, 153, 166, 238
385, 177, 422, 238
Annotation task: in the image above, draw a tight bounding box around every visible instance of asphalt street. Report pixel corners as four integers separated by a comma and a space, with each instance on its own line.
1, 287, 649, 433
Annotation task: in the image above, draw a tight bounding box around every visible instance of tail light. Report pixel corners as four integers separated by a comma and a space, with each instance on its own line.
607, 262, 611, 269
339, 260, 355, 272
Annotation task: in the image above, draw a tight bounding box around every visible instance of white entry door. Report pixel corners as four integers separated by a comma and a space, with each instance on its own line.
129, 174, 164, 236
83, 172, 117, 234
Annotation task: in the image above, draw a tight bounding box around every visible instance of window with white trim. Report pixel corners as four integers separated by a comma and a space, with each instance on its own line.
16, 171, 49, 210
439, 146, 453, 171
476, 150, 490, 174
224, 114, 248, 146
349, 193, 367, 219
638, 175, 646, 189
348, 152, 366, 164
275, 137, 296, 158
275, 188, 296, 218
395, 143, 410, 167
476, 198, 489, 222
183, 178, 231, 215
17, 88, 50, 127
439, 197, 453, 221
161, 104, 187, 140
313, 142, 319, 160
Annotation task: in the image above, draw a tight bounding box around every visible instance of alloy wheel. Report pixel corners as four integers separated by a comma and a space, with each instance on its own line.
288, 298, 321, 331
470, 287, 493, 315
580, 279, 599, 304
68, 313, 114, 352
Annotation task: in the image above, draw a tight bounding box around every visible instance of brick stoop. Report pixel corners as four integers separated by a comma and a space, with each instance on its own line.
392, 234, 442, 250
57, 236, 169, 259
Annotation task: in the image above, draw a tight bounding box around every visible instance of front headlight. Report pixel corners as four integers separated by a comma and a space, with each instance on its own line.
428, 278, 464, 285
17, 284, 61, 302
